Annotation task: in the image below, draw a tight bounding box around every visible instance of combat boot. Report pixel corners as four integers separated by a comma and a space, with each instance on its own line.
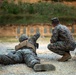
33, 64, 55, 72
58, 52, 71, 62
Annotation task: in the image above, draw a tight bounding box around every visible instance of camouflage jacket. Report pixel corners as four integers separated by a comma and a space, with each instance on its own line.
15, 33, 40, 53
51, 24, 75, 44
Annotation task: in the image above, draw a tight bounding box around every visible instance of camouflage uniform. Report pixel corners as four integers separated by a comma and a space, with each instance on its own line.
0, 33, 40, 68
47, 24, 76, 55
0, 33, 55, 71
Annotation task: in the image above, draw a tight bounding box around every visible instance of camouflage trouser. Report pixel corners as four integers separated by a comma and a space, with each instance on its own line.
22, 49, 40, 68
47, 41, 75, 55
0, 49, 40, 68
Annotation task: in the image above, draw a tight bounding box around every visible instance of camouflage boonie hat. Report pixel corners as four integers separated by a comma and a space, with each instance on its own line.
19, 34, 28, 42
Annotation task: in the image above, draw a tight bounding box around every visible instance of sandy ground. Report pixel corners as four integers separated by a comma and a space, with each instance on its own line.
0, 42, 76, 75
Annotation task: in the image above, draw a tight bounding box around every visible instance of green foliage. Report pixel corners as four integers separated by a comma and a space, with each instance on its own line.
0, 1, 76, 24
1, 0, 20, 14
28, 4, 34, 14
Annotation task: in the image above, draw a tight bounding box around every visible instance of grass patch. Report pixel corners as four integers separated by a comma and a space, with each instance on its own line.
0, 36, 50, 43
0, 36, 76, 43
0, 37, 18, 42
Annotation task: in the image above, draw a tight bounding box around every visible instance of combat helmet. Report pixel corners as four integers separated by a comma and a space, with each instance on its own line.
19, 34, 28, 42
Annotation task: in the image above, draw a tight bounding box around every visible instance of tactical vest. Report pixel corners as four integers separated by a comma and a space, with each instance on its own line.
15, 40, 36, 53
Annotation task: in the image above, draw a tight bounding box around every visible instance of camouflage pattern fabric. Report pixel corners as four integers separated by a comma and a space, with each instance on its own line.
0, 33, 40, 68
22, 49, 40, 68
0, 51, 23, 65
47, 24, 76, 55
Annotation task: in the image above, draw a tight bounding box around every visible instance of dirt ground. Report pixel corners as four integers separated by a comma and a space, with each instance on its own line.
0, 41, 76, 75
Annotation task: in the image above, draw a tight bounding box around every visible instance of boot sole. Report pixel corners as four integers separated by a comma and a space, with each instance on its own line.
33, 64, 55, 72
